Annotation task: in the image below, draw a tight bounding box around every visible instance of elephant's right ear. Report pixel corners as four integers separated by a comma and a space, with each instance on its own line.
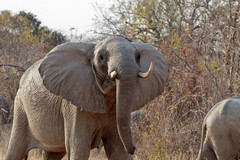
39, 42, 106, 113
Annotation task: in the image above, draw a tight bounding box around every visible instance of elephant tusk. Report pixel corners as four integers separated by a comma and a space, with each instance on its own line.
138, 62, 153, 78
110, 70, 118, 79
1, 108, 8, 113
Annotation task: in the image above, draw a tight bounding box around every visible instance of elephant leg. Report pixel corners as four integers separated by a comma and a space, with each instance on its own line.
5, 104, 29, 160
198, 138, 217, 160
213, 138, 235, 160
102, 128, 132, 160
65, 126, 91, 159
63, 109, 93, 160
44, 151, 66, 160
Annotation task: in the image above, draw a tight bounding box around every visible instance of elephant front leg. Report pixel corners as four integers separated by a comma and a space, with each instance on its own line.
63, 108, 95, 160
102, 128, 133, 160
65, 138, 91, 160
5, 105, 29, 160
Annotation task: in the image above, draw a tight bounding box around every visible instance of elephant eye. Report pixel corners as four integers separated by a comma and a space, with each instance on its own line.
99, 55, 104, 60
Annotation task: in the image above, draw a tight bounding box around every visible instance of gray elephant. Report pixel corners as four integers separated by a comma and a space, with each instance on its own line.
5, 36, 169, 160
197, 97, 240, 160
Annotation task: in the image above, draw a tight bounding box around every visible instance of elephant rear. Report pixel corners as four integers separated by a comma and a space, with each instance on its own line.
197, 97, 240, 160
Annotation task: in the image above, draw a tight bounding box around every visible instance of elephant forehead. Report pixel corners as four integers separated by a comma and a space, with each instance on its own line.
107, 42, 136, 55
96, 36, 135, 53
101, 36, 128, 44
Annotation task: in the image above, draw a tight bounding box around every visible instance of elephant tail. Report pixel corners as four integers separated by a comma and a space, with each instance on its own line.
196, 121, 207, 160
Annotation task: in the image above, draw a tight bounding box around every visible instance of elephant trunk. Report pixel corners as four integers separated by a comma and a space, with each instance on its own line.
116, 73, 136, 155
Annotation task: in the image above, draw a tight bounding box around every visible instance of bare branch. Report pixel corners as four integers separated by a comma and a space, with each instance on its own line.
0, 64, 25, 72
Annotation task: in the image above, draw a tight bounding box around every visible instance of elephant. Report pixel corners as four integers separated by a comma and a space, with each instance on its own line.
197, 97, 240, 160
5, 36, 169, 160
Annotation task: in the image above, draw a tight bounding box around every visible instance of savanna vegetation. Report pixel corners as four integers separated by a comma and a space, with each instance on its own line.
0, 0, 240, 159
0, 10, 66, 120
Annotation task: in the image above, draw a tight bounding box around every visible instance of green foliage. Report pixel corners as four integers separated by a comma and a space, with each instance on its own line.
169, 34, 182, 49
0, 10, 66, 50
149, 139, 164, 160
94, 0, 181, 45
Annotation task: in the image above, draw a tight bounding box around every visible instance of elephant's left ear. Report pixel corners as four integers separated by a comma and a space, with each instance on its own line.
39, 42, 106, 113
131, 42, 169, 111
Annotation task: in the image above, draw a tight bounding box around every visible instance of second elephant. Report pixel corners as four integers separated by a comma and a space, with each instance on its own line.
197, 97, 240, 160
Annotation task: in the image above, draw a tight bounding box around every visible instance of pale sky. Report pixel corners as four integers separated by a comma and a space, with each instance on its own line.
0, 0, 110, 34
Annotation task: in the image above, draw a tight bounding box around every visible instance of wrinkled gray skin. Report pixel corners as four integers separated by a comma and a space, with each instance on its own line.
5, 36, 168, 160
197, 97, 240, 160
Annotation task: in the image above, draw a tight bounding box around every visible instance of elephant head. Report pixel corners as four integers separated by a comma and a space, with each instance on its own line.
39, 36, 168, 155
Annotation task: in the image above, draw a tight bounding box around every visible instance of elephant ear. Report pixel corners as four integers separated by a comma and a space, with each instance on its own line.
132, 42, 169, 111
39, 42, 106, 113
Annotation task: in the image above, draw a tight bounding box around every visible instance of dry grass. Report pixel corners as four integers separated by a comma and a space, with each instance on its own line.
130, 94, 208, 160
